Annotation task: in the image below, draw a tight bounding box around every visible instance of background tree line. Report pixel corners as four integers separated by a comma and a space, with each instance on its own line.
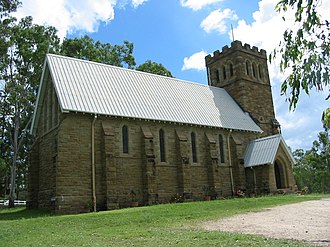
293, 129, 329, 193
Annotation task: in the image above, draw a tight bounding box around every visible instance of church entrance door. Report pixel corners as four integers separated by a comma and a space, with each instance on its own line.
274, 161, 283, 189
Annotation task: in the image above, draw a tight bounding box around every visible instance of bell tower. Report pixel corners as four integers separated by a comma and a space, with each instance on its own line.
205, 40, 280, 136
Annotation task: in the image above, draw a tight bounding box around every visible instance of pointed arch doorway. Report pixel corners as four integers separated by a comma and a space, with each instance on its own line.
274, 161, 286, 189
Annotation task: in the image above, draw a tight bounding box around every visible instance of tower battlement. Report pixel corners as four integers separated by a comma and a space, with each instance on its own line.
205, 41, 267, 65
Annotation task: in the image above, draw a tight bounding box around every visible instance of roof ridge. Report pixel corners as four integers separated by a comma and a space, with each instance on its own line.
46, 53, 219, 90
253, 134, 281, 142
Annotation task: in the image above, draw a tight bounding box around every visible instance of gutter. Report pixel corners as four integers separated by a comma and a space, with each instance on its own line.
227, 129, 235, 196
91, 115, 97, 212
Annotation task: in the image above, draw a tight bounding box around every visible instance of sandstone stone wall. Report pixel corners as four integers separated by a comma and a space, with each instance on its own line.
29, 129, 57, 210
31, 110, 257, 213
28, 77, 59, 211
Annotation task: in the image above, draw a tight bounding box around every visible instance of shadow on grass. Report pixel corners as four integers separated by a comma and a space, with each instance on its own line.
0, 206, 53, 221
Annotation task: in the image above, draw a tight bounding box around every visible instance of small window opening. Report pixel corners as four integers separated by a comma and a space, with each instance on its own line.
252, 63, 257, 78
229, 63, 234, 77
258, 64, 263, 79
122, 125, 129, 153
219, 135, 225, 163
222, 66, 226, 80
215, 69, 220, 83
159, 129, 166, 162
191, 132, 197, 163
246, 61, 250, 75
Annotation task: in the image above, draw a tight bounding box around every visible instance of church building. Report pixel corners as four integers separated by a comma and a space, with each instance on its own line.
29, 41, 296, 214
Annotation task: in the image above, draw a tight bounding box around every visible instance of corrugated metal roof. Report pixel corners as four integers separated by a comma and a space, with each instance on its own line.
244, 134, 295, 167
31, 54, 263, 134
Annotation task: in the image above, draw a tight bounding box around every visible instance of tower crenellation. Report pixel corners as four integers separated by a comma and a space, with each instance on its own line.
205, 41, 267, 66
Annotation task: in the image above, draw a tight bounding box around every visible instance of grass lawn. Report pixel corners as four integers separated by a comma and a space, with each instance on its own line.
0, 194, 327, 246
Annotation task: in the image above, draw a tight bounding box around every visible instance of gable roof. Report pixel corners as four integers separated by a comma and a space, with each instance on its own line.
244, 134, 295, 168
31, 54, 263, 135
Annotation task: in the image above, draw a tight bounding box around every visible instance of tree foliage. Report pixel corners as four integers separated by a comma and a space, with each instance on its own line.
0, 2, 60, 206
60, 35, 136, 69
136, 60, 173, 77
273, 0, 329, 127
293, 130, 330, 193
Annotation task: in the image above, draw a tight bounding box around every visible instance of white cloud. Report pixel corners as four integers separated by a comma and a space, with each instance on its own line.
233, 1, 290, 63
230, 0, 330, 150
182, 50, 208, 71
201, 9, 238, 34
15, 0, 146, 39
277, 112, 308, 131
180, 0, 223, 11
131, 0, 148, 8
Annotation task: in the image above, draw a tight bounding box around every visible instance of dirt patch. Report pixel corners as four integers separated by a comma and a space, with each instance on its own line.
201, 198, 330, 246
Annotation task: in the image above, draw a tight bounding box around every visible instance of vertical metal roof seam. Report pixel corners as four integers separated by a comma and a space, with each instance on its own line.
121, 69, 134, 117
129, 71, 143, 116
108, 68, 123, 116
56, 58, 71, 110
85, 62, 102, 113
86, 62, 101, 113
62, 58, 81, 111
104, 68, 118, 115
49, 58, 69, 110
100, 65, 116, 115
69, 59, 86, 111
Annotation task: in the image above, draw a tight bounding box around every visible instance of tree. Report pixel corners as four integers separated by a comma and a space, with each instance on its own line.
293, 130, 330, 193
0, 158, 7, 197
60, 35, 136, 69
60, 38, 174, 77
0, 10, 60, 207
136, 60, 173, 77
322, 107, 330, 130
0, 0, 22, 203
273, 0, 329, 127
0, 0, 20, 57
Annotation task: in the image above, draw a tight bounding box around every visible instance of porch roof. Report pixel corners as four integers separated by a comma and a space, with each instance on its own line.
244, 134, 295, 168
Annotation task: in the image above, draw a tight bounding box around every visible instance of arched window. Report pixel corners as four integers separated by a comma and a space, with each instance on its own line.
246, 61, 250, 75
191, 132, 197, 163
122, 125, 129, 153
219, 135, 225, 163
229, 63, 234, 77
159, 129, 166, 162
258, 64, 263, 79
222, 66, 226, 80
252, 63, 257, 78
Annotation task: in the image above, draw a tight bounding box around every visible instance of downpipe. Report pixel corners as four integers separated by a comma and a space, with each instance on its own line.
92, 115, 97, 212
227, 129, 235, 196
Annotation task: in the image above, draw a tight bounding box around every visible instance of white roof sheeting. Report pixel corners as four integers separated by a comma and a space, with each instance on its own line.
244, 134, 295, 168
31, 54, 263, 134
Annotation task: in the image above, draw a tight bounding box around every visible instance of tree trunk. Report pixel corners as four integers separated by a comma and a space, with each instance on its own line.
8, 157, 17, 208
8, 115, 19, 208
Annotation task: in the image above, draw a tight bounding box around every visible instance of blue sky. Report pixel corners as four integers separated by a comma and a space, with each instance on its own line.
16, 0, 329, 151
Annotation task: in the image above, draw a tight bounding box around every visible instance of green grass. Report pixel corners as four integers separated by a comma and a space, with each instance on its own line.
0, 194, 327, 246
